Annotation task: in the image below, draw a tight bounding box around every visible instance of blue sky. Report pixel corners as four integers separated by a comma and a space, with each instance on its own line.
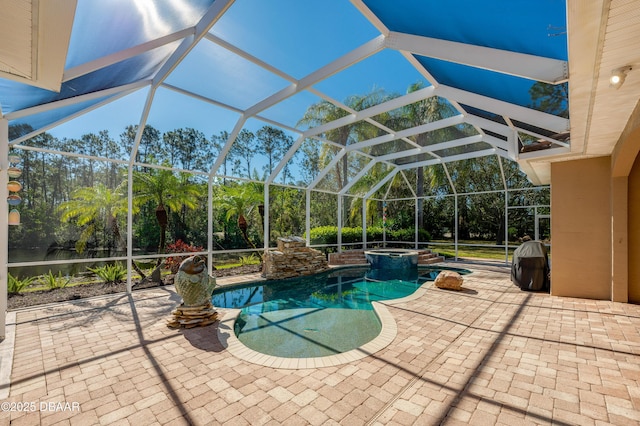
46, 0, 430, 160
13, 0, 567, 172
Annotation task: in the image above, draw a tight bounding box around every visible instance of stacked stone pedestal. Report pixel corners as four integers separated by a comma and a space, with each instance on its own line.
262, 236, 329, 280
167, 302, 218, 329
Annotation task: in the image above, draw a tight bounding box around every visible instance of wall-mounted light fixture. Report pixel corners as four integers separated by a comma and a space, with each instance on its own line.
610, 65, 633, 89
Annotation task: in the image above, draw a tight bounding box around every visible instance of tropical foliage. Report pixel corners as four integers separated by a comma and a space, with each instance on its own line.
8, 274, 35, 294
57, 182, 131, 253
89, 263, 127, 285
7, 81, 555, 276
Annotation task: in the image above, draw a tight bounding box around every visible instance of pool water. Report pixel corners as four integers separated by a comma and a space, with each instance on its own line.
212, 266, 467, 358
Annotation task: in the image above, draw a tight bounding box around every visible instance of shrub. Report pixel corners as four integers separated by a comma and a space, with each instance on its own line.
367, 226, 384, 242
239, 253, 260, 265
41, 270, 71, 290
388, 228, 413, 241
308, 226, 338, 245
341, 227, 363, 244
89, 263, 127, 285
306, 225, 428, 245
8, 274, 35, 294
165, 240, 204, 274
418, 229, 432, 242
387, 228, 432, 242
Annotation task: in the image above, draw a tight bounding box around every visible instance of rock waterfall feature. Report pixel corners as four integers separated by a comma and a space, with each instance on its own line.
262, 236, 329, 280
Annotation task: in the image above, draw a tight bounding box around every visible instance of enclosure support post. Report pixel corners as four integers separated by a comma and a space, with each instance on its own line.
498, 157, 509, 265
305, 190, 311, 247
0, 119, 8, 339
415, 198, 419, 249
127, 86, 157, 293
505, 190, 509, 265
337, 195, 342, 253
454, 195, 459, 260
362, 198, 367, 249
382, 200, 387, 248
207, 175, 213, 275
263, 184, 270, 250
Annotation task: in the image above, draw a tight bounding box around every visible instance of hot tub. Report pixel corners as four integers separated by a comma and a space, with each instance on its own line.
364, 249, 419, 270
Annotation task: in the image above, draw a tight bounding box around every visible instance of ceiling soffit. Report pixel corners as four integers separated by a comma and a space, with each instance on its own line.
522, 0, 640, 184
0, 0, 76, 92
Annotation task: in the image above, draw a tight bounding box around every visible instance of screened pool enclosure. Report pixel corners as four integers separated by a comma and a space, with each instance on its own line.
0, 1, 569, 335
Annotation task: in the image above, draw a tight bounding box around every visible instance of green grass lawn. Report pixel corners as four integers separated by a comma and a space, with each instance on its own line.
430, 240, 516, 261
436, 246, 512, 261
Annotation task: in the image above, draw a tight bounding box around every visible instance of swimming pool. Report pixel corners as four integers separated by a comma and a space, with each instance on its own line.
213, 266, 469, 359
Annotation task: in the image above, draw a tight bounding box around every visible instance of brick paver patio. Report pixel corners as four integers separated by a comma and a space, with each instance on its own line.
1, 262, 639, 425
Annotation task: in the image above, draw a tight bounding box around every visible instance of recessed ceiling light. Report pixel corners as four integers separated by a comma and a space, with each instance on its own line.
610, 65, 633, 89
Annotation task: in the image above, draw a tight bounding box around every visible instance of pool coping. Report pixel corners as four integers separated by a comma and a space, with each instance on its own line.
217, 281, 432, 369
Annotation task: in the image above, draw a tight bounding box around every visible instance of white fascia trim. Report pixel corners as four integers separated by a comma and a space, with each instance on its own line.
244, 35, 386, 118
483, 135, 515, 159
464, 114, 513, 138
399, 50, 440, 87
9, 87, 141, 145
160, 82, 301, 136
516, 127, 571, 148
208, 116, 247, 177
349, 0, 390, 36
307, 147, 347, 191
436, 85, 570, 134
160, 82, 244, 114
339, 160, 377, 195
266, 135, 306, 184
375, 135, 483, 163
364, 168, 399, 199
517, 146, 571, 160
303, 85, 436, 138
152, 0, 235, 88
204, 33, 296, 83
386, 32, 568, 84
400, 170, 417, 198
63, 28, 195, 82
345, 115, 464, 152
297, 35, 386, 91
5, 80, 150, 120
396, 148, 498, 171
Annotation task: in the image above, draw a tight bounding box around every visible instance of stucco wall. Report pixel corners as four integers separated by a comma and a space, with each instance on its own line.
551, 157, 612, 299
629, 154, 640, 303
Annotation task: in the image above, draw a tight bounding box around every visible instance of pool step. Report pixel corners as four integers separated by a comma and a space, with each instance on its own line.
328, 250, 367, 265
328, 249, 444, 266
418, 251, 445, 265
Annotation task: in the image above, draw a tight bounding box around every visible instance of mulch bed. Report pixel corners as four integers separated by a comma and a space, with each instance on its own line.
8, 264, 262, 311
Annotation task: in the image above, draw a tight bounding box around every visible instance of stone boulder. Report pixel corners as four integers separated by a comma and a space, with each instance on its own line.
434, 270, 464, 291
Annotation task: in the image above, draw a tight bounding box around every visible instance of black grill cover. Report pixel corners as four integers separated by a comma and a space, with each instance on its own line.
511, 241, 550, 291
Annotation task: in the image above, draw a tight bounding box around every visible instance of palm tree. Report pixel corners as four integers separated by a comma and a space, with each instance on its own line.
133, 167, 201, 253
57, 182, 132, 253
218, 183, 263, 248
403, 82, 460, 228
298, 100, 351, 189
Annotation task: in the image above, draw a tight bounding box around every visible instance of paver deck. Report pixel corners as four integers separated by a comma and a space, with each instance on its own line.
1, 262, 639, 425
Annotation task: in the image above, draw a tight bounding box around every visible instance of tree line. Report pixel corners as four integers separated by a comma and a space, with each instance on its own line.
7, 81, 560, 258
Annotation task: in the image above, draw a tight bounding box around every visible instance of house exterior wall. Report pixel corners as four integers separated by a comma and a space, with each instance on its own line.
612, 102, 640, 303
551, 157, 612, 299
629, 152, 640, 302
